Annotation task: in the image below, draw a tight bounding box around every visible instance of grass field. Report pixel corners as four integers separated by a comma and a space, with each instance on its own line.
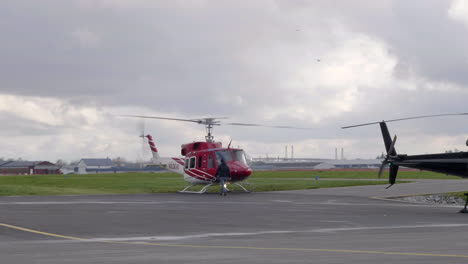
0, 170, 459, 196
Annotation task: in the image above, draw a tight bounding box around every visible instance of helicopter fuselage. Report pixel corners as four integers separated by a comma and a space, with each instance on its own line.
179, 147, 252, 184
147, 136, 252, 184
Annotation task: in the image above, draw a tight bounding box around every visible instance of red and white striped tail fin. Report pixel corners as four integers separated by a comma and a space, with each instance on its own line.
145, 134, 161, 162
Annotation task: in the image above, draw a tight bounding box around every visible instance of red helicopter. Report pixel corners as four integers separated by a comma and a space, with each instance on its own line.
122, 115, 307, 193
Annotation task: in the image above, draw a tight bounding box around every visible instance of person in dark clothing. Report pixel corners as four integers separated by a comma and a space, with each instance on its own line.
216, 159, 231, 196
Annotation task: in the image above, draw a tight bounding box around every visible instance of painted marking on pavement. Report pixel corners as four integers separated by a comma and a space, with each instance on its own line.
72, 223, 468, 242
3, 222, 468, 259
0, 223, 82, 241
0, 201, 268, 205
116, 241, 468, 259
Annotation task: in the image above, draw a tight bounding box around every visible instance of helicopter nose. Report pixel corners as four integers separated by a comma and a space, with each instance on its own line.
229, 162, 252, 179
233, 168, 252, 177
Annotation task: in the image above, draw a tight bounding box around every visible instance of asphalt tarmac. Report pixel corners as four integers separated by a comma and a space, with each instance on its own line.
1, 179, 468, 264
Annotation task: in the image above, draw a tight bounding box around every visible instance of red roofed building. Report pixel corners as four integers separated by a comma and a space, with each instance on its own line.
0, 161, 61, 175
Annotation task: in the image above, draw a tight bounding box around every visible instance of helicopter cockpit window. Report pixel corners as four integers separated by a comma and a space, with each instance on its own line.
189, 157, 196, 169
215, 150, 233, 165
184, 158, 189, 169
233, 150, 248, 165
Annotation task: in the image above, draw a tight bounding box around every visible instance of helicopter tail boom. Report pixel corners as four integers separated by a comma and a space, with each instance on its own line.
145, 134, 185, 175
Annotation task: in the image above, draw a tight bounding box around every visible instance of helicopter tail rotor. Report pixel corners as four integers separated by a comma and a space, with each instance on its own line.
133, 119, 148, 167
139, 118, 146, 148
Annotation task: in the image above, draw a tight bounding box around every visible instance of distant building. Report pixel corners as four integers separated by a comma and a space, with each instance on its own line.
250, 160, 322, 170
323, 159, 382, 169
250, 159, 383, 171
0, 161, 61, 175
314, 159, 382, 170
76, 158, 114, 174
59, 165, 77, 175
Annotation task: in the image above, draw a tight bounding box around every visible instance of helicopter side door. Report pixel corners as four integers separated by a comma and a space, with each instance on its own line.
196, 151, 216, 176
205, 152, 217, 175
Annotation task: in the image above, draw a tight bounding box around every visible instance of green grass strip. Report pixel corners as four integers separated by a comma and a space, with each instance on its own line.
0, 170, 461, 196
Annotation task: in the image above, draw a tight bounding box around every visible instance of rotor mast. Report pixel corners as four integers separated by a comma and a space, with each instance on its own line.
200, 118, 219, 142
205, 123, 214, 142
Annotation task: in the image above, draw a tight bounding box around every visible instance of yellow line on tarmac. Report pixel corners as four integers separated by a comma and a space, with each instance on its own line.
119, 242, 468, 258
2, 222, 468, 259
0, 223, 82, 241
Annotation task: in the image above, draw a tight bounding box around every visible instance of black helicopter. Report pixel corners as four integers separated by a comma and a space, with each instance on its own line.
343, 113, 468, 212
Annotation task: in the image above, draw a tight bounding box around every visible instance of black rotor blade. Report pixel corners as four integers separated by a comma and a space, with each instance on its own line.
226, 122, 313, 130
388, 135, 397, 156
377, 164, 385, 179
378, 135, 397, 179
342, 113, 468, 129
377, 160, 386, 179
388, 164, 399, 186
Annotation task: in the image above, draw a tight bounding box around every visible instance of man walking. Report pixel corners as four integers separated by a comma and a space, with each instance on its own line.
216, 159, 231, 196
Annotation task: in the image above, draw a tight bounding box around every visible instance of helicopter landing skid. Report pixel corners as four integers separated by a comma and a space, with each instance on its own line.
177, 182, 251, 194
177, 183, 214, 194
232, 182, 251, 193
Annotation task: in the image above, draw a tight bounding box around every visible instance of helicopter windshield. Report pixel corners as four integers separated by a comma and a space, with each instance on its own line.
215, 150, 248, 166
233, 150, 248, 165
215, 150, 233, 164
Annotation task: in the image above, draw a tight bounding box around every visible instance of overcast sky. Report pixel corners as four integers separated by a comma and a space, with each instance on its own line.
1, 0, 468, 162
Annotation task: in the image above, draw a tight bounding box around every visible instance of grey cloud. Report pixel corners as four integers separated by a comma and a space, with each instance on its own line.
1, 113, 57, 136
1, 0, 468, 160
0, 1, 341, 113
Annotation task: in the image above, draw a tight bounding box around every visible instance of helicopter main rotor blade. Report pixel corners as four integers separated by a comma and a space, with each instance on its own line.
342, 113, 468, 129
387, 135, 397, 155
118, 114, 312, 129
377, 161, 386, 178
226, 122, 313, 130
118, 115, 230, 123
119, 115, 202, 123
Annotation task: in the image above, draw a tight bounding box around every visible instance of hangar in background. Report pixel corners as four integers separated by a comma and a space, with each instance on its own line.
0, 161, 61, 175
76, 158, 114, 174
